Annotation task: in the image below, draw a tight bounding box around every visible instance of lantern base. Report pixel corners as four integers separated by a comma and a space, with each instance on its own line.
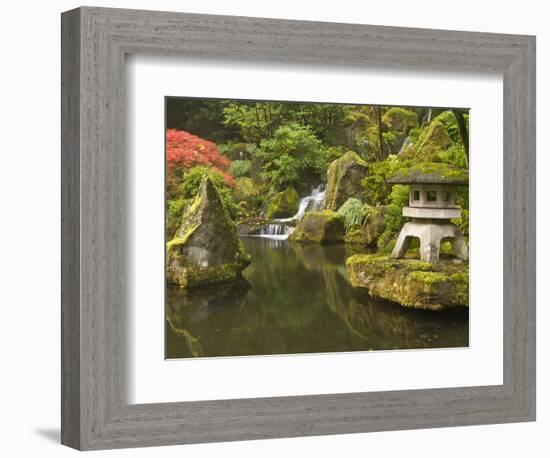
391, 221, 468, 263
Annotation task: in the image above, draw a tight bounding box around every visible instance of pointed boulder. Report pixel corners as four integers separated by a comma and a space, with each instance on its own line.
166, 176, 250, 288
324, 151, 369, 211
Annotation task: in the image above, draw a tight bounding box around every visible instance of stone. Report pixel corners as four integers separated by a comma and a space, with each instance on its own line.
236, 217, 267, 236
289, 211, 345, 244
346, 254, 468, 311
344, 206, 386, 246
265, 186, 300, 219
391, 222, 468, 263
381, 107, 419, 153
324, 151, 369, 211
166, 175, 251, 288
403, 119, 452, 162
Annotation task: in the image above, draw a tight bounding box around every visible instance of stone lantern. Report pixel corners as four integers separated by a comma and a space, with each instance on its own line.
388, 165, 468, 263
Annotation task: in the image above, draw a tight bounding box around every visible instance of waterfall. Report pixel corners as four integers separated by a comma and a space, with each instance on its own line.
398, 134, 412, 155
252, 184, 326, 240
257, 223, 294, 240
277, 183, 326, 223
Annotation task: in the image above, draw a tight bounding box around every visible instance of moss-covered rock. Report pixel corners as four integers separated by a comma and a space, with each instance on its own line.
265, 186, 300, 219
382, 107, 419, 153
402, 118, 451, 162
346, 254, 468, 311
289, 211, 345, 244
325, 151, 369, 211
344, 206, 386, 246
166, 176, 251, 288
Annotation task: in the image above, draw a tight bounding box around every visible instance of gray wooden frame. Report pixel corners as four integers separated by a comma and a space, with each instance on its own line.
61, 6, 536, 451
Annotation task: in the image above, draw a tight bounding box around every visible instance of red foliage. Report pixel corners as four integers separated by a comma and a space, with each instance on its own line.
166, 129, 234, 186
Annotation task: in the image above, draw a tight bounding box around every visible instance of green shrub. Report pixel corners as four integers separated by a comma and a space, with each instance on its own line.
436, 144, 468, 168
166, 198, 188, 239
230, 159, 252, 178
258, 123, 326, 192
173, 165, 239, 219
435, 110, 464, 145
382, 107, 419, 133
376, 184, 409, 251
218, 142, 257, 160
361, 154, 404, 206
337, 198, 366, 232
452, 187, 469, 237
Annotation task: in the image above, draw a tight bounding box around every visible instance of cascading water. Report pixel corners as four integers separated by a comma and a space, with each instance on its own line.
257, 223, 293, 240
253, 184, 326, 240
398, 134, 412, 155
277, 183, 326, 222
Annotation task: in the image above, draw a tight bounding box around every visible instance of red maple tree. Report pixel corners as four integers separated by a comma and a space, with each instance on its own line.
166, 129, 234, 197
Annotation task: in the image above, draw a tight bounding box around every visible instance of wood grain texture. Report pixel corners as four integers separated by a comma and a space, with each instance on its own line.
60, 7, 81, 449
61, 6, 536, 450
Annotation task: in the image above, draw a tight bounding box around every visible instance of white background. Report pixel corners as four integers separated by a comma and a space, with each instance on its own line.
128, 57, 503, 403
0, 0, 546, 457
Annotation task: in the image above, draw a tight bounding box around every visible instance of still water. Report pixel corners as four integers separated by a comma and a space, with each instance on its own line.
166, 237, 468, 359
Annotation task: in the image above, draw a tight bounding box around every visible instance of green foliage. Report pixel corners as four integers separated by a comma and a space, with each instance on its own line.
232, 177, 264, 220
382, 107, 418, 133
337, 198, 366, 232
166, 166, 239, 237
218, 142, 257, 160
377, 184, 409, 251
230, 159, 252, 178
166, 198, 188, 239
258, 123, 326, 192
436, 110, 469, 146
361, 154, 403, 206
452, 187, 470, 237
223, 102, 283, 144
436, 144, 468, 168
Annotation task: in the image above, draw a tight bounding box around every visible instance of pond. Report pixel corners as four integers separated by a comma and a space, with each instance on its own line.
166, 237, 468, 359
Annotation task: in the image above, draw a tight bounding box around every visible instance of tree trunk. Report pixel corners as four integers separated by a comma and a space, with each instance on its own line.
452, 109, 469, 167
376, 106, 385, 160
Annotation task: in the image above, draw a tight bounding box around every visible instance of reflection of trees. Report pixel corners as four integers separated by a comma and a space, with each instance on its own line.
335, 295, 468, 350
166, 238, 468, 359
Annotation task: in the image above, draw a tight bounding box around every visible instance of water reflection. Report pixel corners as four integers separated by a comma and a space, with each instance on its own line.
166, 237, 468, 358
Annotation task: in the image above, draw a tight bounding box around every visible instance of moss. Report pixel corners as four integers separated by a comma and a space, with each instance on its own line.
343, 205, 386, 246
382, 107, 419, 132
168, 262, 248, 289
265, 186, 299, 219
325, 151, 369, 210
166, 175, 251, 288
344, 227, 365, 244
390, 161, 468, 184
408, 270, 448, 284
346, 254, 468, 311
290, 211, 345, 244
411, 119, 452, 161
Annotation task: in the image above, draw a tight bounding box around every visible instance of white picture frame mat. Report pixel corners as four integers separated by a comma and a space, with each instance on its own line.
127, 55, 503, 404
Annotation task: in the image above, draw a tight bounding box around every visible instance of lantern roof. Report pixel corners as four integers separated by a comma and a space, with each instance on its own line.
388, 162, 468, 186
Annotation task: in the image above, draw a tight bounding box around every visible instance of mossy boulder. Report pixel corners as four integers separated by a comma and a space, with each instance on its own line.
289, 211, 345, 244
382, 107, 419, 153
410, 119, 452, 161
325, 151, 369, 211
265, 186, 299, 219
166, 176, 251, 288
346, 254, 468, 311
344, 206, 386, 246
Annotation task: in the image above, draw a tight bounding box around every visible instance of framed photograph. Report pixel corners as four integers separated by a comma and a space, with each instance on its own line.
61, 6, 536, 450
